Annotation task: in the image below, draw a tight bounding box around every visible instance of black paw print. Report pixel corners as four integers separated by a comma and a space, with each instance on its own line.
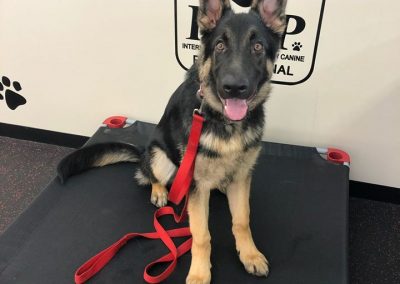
0, 76, 27, 110
292, 42, 303, 51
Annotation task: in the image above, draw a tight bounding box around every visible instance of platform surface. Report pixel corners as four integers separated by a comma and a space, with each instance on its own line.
0, 121, 348, 283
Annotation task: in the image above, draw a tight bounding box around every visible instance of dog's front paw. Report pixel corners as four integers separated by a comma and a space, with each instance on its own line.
150, 190, 168, 208
186, 272, 211, 284
239, 250, 269, 277
150, 183, 168, 208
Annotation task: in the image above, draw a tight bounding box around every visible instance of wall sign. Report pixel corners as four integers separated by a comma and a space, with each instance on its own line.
174, 0, 325, 85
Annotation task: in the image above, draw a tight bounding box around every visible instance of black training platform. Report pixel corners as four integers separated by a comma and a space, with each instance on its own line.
0, 121, 348, 284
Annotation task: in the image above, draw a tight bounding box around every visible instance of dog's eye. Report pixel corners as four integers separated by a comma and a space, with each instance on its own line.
215, 42, 226, 52
254, 43, 263, 52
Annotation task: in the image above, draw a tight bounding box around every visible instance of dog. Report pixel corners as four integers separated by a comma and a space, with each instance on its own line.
57, 1, 286, 283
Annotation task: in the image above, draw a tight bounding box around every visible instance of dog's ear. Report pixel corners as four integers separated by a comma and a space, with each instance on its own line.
198, 0, 231, 31
251, 0, 287, 33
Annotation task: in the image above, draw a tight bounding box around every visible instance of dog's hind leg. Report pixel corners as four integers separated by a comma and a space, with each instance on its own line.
227, 175, 269, 277
186, 187, 212, 284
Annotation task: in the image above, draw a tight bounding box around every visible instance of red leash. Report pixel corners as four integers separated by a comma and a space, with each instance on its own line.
74, 113, 205, 284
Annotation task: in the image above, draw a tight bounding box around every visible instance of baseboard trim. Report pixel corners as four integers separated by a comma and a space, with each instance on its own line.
0, 122, 89, 148
349, 181, 400, 204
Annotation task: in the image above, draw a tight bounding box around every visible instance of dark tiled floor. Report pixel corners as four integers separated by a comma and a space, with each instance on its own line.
0, 137, 399, 283
349, 197, 400, 284
0, 136, 73, 233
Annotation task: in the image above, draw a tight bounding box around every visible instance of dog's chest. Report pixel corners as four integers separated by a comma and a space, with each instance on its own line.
193, 129, 261, 190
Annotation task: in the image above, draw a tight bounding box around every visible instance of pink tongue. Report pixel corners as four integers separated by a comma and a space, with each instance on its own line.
224, 99, 248, 121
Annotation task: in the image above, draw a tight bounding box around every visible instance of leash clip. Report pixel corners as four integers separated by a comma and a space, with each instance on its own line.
193, 87, 205, 117
193, 107, 203, 117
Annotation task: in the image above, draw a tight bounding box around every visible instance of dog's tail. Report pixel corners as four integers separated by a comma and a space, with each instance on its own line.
57, 142, 142, 184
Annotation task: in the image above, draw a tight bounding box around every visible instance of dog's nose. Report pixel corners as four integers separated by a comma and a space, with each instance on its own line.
221, 75, 249, 98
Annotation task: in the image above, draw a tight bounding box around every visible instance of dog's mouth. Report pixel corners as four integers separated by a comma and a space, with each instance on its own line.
219, 93, 256, 121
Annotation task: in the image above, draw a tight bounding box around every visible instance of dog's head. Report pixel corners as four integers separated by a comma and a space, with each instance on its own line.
197, 0, 286, 121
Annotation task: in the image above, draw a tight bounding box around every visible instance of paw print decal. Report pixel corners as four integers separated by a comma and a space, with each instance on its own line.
292, 42, 303, 51
0, 76, 27, 110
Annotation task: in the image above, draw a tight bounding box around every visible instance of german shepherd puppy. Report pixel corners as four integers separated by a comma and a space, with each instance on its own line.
58, 0, 286, 283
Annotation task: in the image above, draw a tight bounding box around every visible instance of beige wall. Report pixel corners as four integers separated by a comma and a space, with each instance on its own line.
1, 0, 399, 188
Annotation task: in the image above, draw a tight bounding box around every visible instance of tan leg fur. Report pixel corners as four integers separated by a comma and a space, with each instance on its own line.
227, 176, 269, 277
186, 188, 212, 284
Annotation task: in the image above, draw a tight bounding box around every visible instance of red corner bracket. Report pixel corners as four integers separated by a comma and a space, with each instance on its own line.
327, 148, 350, 165
103, 116, 127, 129
317, 147, 350, 166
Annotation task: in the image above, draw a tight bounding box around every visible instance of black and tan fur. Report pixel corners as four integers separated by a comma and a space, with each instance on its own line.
58, 1, 286, 283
